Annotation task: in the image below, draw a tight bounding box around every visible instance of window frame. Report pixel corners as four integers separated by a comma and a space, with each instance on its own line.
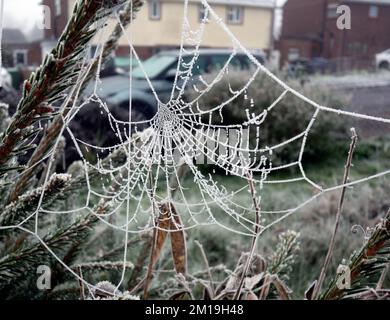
369, 5, 379, 18
226, 6, 244, 25
13, 49, 28, 67
198, 4, 209, 22
180, 54, 211, 76
149, 0, 161, 21
327, 3, 339, 19
288, 48, 300, 61
54, 0, 61, 17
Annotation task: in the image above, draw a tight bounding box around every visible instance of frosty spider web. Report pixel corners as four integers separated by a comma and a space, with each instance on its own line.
2, 0, 390, 297
0, 0, 4, 88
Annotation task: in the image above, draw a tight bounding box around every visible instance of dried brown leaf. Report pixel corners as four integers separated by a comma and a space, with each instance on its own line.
305, 280, 317, 300
151, 209, 170, 268
273, 276, 292, 300
258, 274, 272, 300
244, 273, 263, 291
169, 291, 191, 300
246, 291, 259, 300
168, 203, 187, 275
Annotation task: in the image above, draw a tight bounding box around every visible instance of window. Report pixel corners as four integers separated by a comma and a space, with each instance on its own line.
88, 45, 99, 60
198, 4, 209, 22
132, 54, 176, 79
149, 0, 161, 20
227, 6, 244, 24
55, 0, 61, 16
288, 48, 300, 61
14, 50, 27, 66
210, 55, 242, 72
327, 3, 338, 18
347, 42, 368, 55
369, 5, 379, 18
182, 55, 211, 76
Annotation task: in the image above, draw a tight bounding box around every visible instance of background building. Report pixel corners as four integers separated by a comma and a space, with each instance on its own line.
42, 0, 276, 59
278, 0, 390, 69
2, 28, 42, 68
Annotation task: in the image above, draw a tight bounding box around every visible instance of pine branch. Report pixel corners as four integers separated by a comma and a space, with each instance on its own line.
71, 261, 134, 273
0, 0, 146, 299
0, 174, 71, 241
321, 210, 390, 300
0, 188, 120, 298
0, 0, 128, 178
8, 0, 143, 203
0, 213, 97, 295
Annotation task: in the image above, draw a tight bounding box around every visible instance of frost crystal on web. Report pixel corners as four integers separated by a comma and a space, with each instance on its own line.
1, 0, 390, 297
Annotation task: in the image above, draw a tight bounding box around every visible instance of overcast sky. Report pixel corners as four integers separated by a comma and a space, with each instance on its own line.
1, 0, 287, 39
2, 0, 41, 33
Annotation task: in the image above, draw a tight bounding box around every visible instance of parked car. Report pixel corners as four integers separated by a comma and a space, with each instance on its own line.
85, 48, 266, 122
376, 49, 390, 70
99, 56, 140, 77
308, 57, 329, 74
287, 57, 329, 78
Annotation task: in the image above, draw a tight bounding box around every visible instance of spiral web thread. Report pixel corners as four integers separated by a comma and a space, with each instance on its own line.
2, 0, 390, 297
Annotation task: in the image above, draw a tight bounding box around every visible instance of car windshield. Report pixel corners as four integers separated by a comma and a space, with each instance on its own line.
131, 54, 177, 79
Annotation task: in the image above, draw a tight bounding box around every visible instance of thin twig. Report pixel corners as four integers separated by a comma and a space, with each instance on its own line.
194, 240, 215, 297
233, 171, 262, 300
376, 263, 389, 291
313, 128, 358, 299
76, 265, 86, 300
176, 273, 195, 300
143, 171, 158, 299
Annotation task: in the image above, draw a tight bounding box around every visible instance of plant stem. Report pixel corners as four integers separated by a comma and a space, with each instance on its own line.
233, 172, 262, 300
313, 128, 358, 299
376, 263, 389, 290
194, 240, 215, 297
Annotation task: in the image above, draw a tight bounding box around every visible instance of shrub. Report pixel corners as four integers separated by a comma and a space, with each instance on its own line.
188, 71, 350, 166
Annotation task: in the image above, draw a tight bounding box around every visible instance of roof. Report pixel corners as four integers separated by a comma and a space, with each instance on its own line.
344, 0, 390, 4
190, 0, 275, 8
2, 28, 27, 44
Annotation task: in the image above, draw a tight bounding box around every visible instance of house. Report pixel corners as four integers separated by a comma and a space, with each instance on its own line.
1, 28, 43, 89
42, 0, 276, 59
2, 28, 30, 67
2, 28, 42, 68
278, 0, 390, 68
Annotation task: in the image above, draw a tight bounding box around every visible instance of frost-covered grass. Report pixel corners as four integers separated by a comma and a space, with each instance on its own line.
178, 138, 390, 298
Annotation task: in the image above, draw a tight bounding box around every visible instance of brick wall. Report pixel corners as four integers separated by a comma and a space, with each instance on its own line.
42, 0, 69, 40
27, 42, 43, 67
324, 2, 390, 59
278, 0, 390, 68
278, 0, 327, 63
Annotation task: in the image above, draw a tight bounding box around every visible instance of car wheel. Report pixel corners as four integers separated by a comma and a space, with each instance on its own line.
379, 61, 390, 70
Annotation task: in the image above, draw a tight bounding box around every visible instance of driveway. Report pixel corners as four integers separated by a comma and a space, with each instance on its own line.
339, 85, 390, 138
